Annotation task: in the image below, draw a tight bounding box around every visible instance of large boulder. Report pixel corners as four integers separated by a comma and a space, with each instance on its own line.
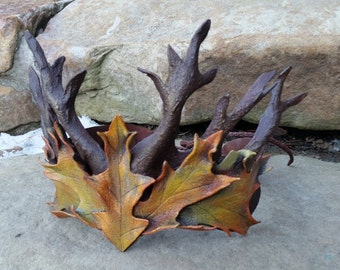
1, 0, 339, 131
35, 0, 340, 130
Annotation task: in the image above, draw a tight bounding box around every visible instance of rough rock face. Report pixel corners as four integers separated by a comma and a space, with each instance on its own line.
35, 0, 340, 130
0, 86, 40, 131
0, 0, 72, 73
1, 0, 339, 131
0, 0, 72, 132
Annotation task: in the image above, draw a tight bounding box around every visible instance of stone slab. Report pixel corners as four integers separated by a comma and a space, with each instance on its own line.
0, 154, 339, 269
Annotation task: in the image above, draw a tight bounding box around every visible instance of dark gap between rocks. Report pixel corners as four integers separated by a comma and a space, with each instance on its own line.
6, 119, 339, 163
175, 120, 340, 163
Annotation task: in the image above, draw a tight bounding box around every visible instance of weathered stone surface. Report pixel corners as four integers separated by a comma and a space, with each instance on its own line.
0, 16, 21, 74
0, 0, 72, 132
31, 0, 340, 130
0, 85, 40, 131
0, 0, 72, 73
0, 0, 339, 131
1, 154, 339, 269
220, 35, 340, 130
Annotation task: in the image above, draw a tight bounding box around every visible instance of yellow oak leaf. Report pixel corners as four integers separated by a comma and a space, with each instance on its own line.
43, 130, 106, 228
88, 116, 155, 251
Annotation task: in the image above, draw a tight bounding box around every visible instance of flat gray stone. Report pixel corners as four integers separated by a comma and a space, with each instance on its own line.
0, 154, 339, 269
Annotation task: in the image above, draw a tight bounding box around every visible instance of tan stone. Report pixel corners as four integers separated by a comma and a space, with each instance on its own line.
0, 0, 72, 132
32, 0, 339, 130
1, 0, 339, 130
208, 34, 340, 130
0, 85, 40, 132
0, 0, 72, 73
0, 85, 12, 95
0, 17, 21, 73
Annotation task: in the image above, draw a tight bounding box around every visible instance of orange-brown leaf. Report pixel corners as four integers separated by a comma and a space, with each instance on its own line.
177, 152, 268, 235
43, 132, 105, 228
88, 116, 155, 251
134, 132, 238, 234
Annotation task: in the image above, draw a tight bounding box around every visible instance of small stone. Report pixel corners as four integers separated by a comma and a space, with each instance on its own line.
8, 146, 23, 153
331, 139, 340, 152
0, 85, 40, 132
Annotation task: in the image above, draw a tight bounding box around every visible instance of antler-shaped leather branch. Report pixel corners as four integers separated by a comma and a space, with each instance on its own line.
203, 70, 277, 139
225, 70, 277, 133
131, 19, 217, 176
202, 94, 230, 138
27, 61, 59, 163
245, 66, 308, 157
25, 31, 107, 174
201, 70, 277, 161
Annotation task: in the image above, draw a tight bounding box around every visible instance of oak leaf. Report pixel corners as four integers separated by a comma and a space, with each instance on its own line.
43, 129, 106, 227
134, 131, 238, 234
88, 116, 155, 251
177, 151, 268, 235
